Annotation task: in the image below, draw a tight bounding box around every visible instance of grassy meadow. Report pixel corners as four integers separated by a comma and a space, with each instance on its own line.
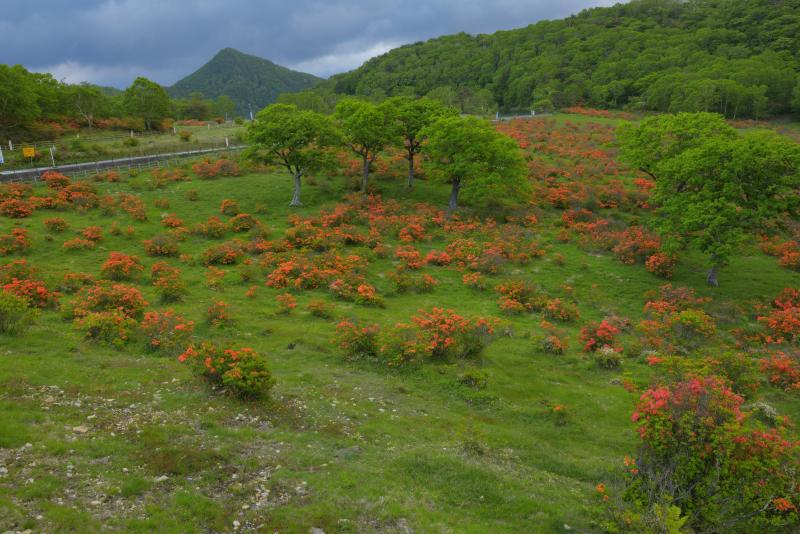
1, 113, 798, 533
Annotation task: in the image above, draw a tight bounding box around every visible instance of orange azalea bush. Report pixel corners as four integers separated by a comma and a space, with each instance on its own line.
179, 342, 274, 399
140, 310, 194, 355
101, 252, 144, 281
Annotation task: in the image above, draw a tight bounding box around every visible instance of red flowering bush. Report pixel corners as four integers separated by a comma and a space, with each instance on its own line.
191, 216, 228, 238
41, 170, 71, 189
101, 252, 143, 281
2, 278, 60, 308
394, 245, 425, 269
0, 259, 37, 284
229, 213, 258, 232
140, 310, 194, 355
202, 241, 244, 265
611, 226, 661, 265
179, 342, 274, 399
72, 283, 147, 319
461, 272, 486, 290
80, 226, 103, 242
192, 158, 240, 178
406, 307, 499, 361
307, 300, 333, 318
536, 320, 569, 355
0, 199, 33, 218
542, 298, 580, 322
335, 320, 380, 360
150, 262, 186, 302
275, 293, 297, 314
581, 319, 621, 352
143, 233, 180, 257
0, 229, 30, 256
206, 300, 232, 326
495, 280, 539, 315
645, 252, 677, 279
220, 199, 240, 216
758, 289, 800, 344
621, 376, 800, 531
160, 213, 183, 228
760, 352, 800, 390
63, 237, 96, 251
43, 217, 68, 232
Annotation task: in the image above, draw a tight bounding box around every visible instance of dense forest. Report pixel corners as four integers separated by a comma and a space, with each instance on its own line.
317, 0, 800, 118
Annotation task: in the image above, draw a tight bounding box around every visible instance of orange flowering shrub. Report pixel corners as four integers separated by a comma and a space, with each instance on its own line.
645, 251, 677, 279
620, 376, 800, 531
394, 245, 425, 269
71, 283, 147, 319
151, 262, 186, 302
179, 342, 274, 399
758, 288, 800, 344
759, 352, 800, 390
0, 199, 33, 218
581, 319, 622, 352
0, 229, 31, 255
143, 234, 179, 257
161, 213, 183, 228
192, 158, 240, 178
101, 252, 143, 281
140, 310, 194, 354
43, 217, 68, 232
275, 293, 297, 314
542, 298, 580, 322
2, 278, 60, 309
41, 170, 71, 189
191, 216, 228, 238
229, 213, 258, 232
74, 309, 137, 347
220, 199, 240, 216
335, 320, 381, 359
206, 300, 232, 326
202, 241, 244, 265
80, 226, 103, 242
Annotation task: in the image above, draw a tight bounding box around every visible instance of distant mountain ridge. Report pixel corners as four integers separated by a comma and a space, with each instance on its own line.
169, 48, 321, 117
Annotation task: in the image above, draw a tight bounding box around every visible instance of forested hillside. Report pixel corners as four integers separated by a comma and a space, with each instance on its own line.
318, 0, 800, 118
170, 48, 321, 117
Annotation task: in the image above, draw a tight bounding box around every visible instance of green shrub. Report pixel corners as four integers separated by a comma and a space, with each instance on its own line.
0, 292, 37, 334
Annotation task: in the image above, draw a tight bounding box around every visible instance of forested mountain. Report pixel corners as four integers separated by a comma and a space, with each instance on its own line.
317, 0, 800, 118
169, 48, 321, 117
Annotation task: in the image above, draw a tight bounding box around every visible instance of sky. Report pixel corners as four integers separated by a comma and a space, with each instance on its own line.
0, 0, 616, 88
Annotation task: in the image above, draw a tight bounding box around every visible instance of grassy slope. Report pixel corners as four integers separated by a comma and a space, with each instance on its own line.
1, 119, 799, 533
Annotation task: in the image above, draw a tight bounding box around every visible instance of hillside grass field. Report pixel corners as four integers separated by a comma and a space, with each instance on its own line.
2, 123, 245, 171
1, 113, 799, 533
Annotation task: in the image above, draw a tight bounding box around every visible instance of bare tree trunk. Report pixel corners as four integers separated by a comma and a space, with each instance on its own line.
448, 178, 461, 213
706, 263, 720, 287
290, 172, 302, 207
361, 156, 369, 192
407, 152, 414, 188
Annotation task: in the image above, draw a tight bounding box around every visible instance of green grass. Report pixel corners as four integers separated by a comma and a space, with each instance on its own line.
0, 137, 798, 533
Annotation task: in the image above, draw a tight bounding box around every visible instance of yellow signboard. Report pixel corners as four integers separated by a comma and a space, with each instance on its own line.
22, 147, 35, 158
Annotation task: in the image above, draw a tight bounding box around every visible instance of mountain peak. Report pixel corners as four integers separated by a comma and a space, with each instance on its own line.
169, 49, 320, 116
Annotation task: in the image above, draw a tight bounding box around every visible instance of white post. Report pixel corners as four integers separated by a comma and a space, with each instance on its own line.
207, 123, 210, 130
49, 146, 56, 167
130, 130, 134, 138
9, 140, 12, 151
225, 136, 229, 148
0, 146, 4, 166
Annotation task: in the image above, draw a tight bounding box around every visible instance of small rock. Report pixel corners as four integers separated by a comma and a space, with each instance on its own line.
154, 475, 169, 483
310, 528, 325, 534
233, 520, 241, 529
72, 425, 89, 434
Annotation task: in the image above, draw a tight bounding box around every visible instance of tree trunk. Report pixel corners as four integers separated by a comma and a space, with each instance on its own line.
290, 172, 302, 207
361, 156, 370, 192
407, 151, 414, 188
706, 263, 720, 287
448, 178, 461, 213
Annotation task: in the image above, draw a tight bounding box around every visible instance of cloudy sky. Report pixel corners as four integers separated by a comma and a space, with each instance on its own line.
0, 0, 616, 88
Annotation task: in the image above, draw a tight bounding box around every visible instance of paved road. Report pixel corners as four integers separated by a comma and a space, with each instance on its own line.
0, 145, 245, 182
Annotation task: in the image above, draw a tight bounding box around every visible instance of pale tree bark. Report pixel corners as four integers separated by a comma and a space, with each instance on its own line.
290, 172, 303, 207
448, 178, 461, 212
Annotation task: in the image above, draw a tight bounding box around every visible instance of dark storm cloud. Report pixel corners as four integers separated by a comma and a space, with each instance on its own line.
0, 0, 616, 87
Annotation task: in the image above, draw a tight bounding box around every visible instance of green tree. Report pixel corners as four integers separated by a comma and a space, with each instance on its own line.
334, 98, 393, 192
792, 76, 800, 119
69, 83, 106, 128
213, 95, 236, 120
421, 115, 529, 212
122, 77, 171, 130
0, 65, 40, 131
246, 104, 339, 206
620, 113, 800, 286
379, 96, 457, 188
179, 92, 212, 120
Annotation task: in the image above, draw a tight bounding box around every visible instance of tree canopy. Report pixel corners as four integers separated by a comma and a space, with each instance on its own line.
422, 115, 530, 211
334, 99, 394, 192
620, 113, 800, 285
246, 104, 339, 206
